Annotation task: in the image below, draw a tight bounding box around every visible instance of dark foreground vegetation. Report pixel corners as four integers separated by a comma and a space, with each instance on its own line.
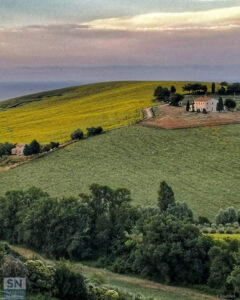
0, 182, 240, 297
0, 243, 148, 300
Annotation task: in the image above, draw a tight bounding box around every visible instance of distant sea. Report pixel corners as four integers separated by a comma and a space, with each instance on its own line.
0, 81, 89, 102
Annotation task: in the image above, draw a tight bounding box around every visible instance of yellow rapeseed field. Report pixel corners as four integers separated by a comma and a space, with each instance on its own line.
0, 81, 215, 143
207, 233, 240, 242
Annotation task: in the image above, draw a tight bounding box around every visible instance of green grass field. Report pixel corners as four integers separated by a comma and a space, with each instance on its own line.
0, 124, 239, 219
0, 81, 215, 144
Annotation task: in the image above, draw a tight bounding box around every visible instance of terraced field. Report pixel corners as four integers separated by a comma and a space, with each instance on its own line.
0, 81, 215, 144
0, 124, 239, 219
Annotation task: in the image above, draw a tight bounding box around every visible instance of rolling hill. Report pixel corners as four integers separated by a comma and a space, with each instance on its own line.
0, 124, 239, 219
0, 81, 216, 144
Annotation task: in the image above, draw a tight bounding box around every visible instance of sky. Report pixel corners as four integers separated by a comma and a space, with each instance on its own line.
0, 0, 240, 82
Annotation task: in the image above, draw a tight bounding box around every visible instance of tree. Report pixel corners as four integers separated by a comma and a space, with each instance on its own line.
169, 93, 184, 106
217, 97, 224, 112
220, 81, 228, 87
186, 100, 190, 112
154, 86, 170, 102
87, 126, 103, 137
218, 86, 226, 95
23, 140, 40, 156
227, 265, 240, 294
170, 86, 176, 93
29, 140, 41, 154
133, 214, 212, 284
224, 99, 236, 111
216, 207, 237, 225
211, 82, 216, 94
166, 202, 193, 221
71, 129, 84, 140
158, 181, 175, 212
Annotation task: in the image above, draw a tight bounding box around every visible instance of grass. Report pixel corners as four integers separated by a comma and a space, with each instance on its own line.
11, 245, 218, 300
0, 124, 239, 219
0, 81, 215, 144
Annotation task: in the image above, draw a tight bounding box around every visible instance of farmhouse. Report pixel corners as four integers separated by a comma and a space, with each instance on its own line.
192, 97, 218, 112
11, 144, 26, 156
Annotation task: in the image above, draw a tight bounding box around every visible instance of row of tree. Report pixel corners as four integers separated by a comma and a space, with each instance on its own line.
23, 126, 103, 156
0, 182, 239, 295
71, 126, 103, 140
24, 140, 59, 156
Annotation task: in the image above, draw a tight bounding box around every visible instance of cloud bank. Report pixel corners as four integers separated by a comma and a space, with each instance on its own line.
85, 6, 240, 31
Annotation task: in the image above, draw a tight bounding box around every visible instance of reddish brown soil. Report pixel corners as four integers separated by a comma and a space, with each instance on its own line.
141, 105, 240, 129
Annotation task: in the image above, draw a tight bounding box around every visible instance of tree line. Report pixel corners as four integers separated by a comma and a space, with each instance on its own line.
0, 182, 240, 296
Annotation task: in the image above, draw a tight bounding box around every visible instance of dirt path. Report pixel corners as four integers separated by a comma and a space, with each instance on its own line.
141, 105, 240, 129
11, 245, 219, 300
143, 107, 154, 119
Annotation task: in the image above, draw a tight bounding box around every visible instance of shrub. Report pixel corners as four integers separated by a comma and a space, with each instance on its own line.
225, 99, 236, 111
202, 108, 207, 114
2, 256, 27, 278
87, 126, 103, 137
49, 142, 59, 149
198, 216, 210, 225
54, 262, 88, 300
197, 109, 200, 113
25, 260, 56, 293
216, 207, 237, 225
0, 142, 15, 157
24, 140, 41, 156
71, 129, 84, 140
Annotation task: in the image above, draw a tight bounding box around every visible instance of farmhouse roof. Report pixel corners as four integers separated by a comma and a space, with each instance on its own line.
194, 97, 216, 102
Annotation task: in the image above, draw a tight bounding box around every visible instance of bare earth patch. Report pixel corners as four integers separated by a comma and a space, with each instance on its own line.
141, 105, 240, 129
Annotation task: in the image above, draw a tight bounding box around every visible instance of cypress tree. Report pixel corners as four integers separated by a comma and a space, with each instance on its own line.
186, 100, 190, 111
218, 97, 224, 111
158, 181, 175, 212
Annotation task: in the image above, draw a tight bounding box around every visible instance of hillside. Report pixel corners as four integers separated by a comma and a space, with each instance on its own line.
12, 245, 218, 300
0, 124, 239, 219
0, 81, 215, 144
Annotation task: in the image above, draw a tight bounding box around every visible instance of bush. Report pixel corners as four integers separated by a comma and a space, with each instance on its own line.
216, 207, 237, 225
49, 142, 59, 149
54, 263, 88, 300
24, 140, 41, 156
87, 127, 103, 137
71, 129, 84, 140
25, 260, 56, 293
197, 109, 200, 113
0, 142, 14, 157
202, 108, 207, 114
198, 216, 210, 225
225, 99, 236, 111
2, 256, 27, 278
42, 142, 59, 153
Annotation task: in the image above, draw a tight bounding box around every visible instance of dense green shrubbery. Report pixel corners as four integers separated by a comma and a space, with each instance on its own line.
0, 182, 240, 296
0, 142, 14, 157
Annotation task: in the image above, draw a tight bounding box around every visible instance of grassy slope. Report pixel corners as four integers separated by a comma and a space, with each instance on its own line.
0, 124, 239, 219
11, 245, 218, 300
0, 81, 215, 144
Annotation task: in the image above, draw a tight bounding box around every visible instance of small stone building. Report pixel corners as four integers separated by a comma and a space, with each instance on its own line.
11, 144, 26, 156
192, 97, 218, 112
